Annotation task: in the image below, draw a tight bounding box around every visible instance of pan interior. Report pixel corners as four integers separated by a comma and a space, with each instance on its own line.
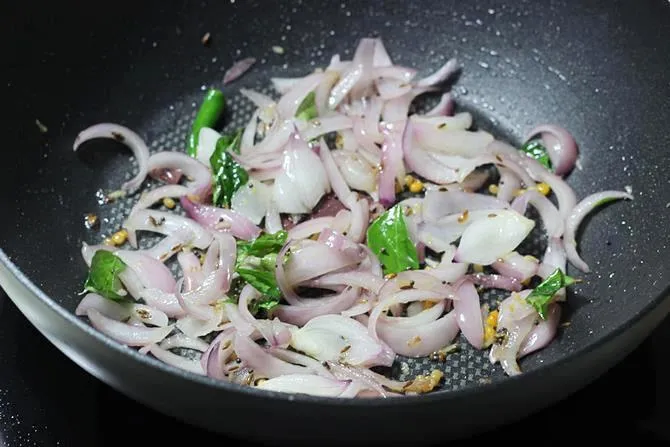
1, 0, 667, 395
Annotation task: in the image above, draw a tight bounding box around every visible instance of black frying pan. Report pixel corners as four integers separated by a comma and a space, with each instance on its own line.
1, 0, 669, 444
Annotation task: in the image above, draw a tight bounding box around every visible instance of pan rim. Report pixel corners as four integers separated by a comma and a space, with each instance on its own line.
1, 246, 668, 408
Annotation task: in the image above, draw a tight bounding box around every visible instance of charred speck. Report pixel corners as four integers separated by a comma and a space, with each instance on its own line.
494, 327, 509, 345
438, 187, 448, 192
111, 132, 125, 142
400, 280, 415, 290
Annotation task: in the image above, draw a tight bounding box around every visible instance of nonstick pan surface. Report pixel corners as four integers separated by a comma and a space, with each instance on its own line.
1, 0, 669, 444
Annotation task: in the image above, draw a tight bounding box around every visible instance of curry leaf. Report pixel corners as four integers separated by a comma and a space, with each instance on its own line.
525, 268, 578, 319
366, 205, 419, 275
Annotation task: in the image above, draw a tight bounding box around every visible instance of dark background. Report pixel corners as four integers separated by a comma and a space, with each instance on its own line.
1, 287, 669, 446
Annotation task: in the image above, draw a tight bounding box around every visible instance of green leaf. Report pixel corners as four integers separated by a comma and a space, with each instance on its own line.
188, 88, 226, 157
525, 268, 578, 319
237, 230, 288, 261
295, 91, 318, 121
234, 231, 288, 311
210, 129, 247, 208
236, 268, 282, 299
366, 205, 420, 275
248, 295, 282, 315
84, 250, 128, 301
520, 140, 552, 171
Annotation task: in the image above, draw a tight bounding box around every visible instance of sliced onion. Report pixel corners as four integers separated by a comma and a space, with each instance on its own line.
180, 196, 261, 241
178, 251, 204, 293
319, 138, 355, 208
288, 217, 334, 240
425, 92, 455, 117
416, 58, 459, 87
272, 132, 331, 214
417, 129, 494, 157
145, 231, 193, 263
231, 178, 271, 225
372, 37, 393, 67
272, 287, 361, 327
175, 278, 215, 321
416, 209, 506, 253
453, 279, 484, 349
412, 112, 472, 132
129, 184, 190, 216
422, 189, 509, 222
86, 309, 173, 347
378, 123, 405, 207
382, 86, 434, 122
75, 293, 130, 321
266, 348, 335, 378
300, 115, 353, 142
365, 312, 460, 357
455, 210, 535, 265
347, 198, 370, 243
160, 333, 210, 352
123, 209, 213, 249
513, 190, 564, 238
271, 77, 302, 94
140, 288, 186, 318
176, 307, 225, 338
538, 237, 567, 280
492, 251, 539, 282
489, 291, 536, 376
496, 166, 521, 203
130, 304, 169, 327
290, 314, 394, 367
376, 78, 412, 100
239, 88, 275, 109
241, 110, 260, 153
380, 300, 446, 328
264, 198, 283, 234
469, 273, 522, 292
564, 190, 633, 272
277, 72, 325, 118
195, 127, 222, 165
519, 303, 562, 358
233, 333, 308, 378
256, 374, 350, 397
524, 124, 579, 176
149, 345, 205, 375
284, 240, 364, 284
331, 150, 378, 194
223, 57, 256, 84
146, 151, 211, 197
73, 123, 150, 194
116, 250, 176, 293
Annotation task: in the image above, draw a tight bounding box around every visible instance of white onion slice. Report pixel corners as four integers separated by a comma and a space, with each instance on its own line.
277, 72, 325, 118
116, 250, 176, 293
160, 333, 210, 352
149, 345, 205, 375
129, 184, 190, 216
416, 58, 459, 87
231, 178, 271, 225
256, 374, 350, 397
453, 279, 484, 349
73, 123, 150, 194
455, 210, 535, 265
147, 151, 211, 197
86, 309, 173, 347
195, 127, 222, 165
564, 190, 633, 272
75, 293, 130, 321
123, 209, 213, 249
234, 333, 309, 378
290, 314, 393, 367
